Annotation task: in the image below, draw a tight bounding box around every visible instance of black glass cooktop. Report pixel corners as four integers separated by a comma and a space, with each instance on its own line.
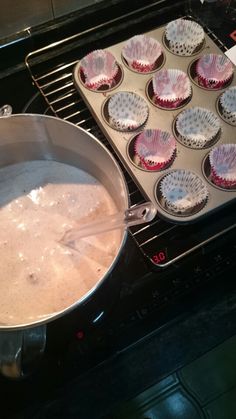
1, 1, 236, 418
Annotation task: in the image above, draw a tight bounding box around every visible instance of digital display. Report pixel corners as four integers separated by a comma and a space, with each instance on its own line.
152, 251, 167, 265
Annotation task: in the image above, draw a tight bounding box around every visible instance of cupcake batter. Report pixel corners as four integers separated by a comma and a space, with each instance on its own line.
0, 160, 122, 326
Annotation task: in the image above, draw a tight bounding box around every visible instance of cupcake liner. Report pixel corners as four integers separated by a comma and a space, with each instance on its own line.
165, 19, 204, 56
209, 144, 236, 188
79, 49, 118, 90
108, 92, 149, 131
196, 54, 233, 89
211, 172, 236, 188
154, 97, 184, 109
176, 107, 221, 148
132, 153, 146, 168
152, 69, 191, 108
122, 35, 163, 73
134, 129, 176, 170
160, 170, 208, 212
219, 86, 236, 126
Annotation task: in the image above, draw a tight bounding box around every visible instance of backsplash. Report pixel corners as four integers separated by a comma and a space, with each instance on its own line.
0, 0, 104, 41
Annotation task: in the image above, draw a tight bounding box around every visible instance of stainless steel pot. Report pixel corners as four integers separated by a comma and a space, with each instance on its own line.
0, 111, 130, 377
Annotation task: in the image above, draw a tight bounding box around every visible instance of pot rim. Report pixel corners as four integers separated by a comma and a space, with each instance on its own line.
0, 113, 130, 330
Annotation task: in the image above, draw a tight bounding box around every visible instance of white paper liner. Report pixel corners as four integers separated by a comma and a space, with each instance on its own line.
152, 69, 191, 102
134, 129, 176, 170
209, 144, 236, 182
176, 107, 221, 148
196, 54, 233, 88
165, 19, 204, 56
122, 35, 163, 72
219, 87, 236, 126
160, 170, 208, 212
79, 49, 118, 89
108, 92, 149, 131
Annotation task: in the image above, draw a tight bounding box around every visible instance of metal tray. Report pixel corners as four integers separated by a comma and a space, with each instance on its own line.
73, 22, 236, 224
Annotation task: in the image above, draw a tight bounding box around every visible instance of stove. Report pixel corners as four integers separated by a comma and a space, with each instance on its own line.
1, 1, 236, 418
24, 7, 236, 269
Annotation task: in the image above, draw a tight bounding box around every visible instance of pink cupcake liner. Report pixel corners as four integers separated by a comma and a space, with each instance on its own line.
209, 144, 236, 188
165, 19, 204, 56
134, 129, 176, 171
132, 153, 146, 169
152, 69, 191, 108
154, 97, 185, 109
79, 49, 119, 90
211, 171, 236, 188
196, 54, 233, 89
122, 35, 163, 73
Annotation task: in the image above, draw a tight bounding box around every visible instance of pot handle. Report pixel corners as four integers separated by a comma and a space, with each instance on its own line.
0, 104, 12, 117
0, 325, 47, 379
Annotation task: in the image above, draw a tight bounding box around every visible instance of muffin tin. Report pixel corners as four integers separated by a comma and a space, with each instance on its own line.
73, 20, 236, 223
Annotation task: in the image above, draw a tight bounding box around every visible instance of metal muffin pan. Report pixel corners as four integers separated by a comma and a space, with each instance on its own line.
73, 22, 236, 224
